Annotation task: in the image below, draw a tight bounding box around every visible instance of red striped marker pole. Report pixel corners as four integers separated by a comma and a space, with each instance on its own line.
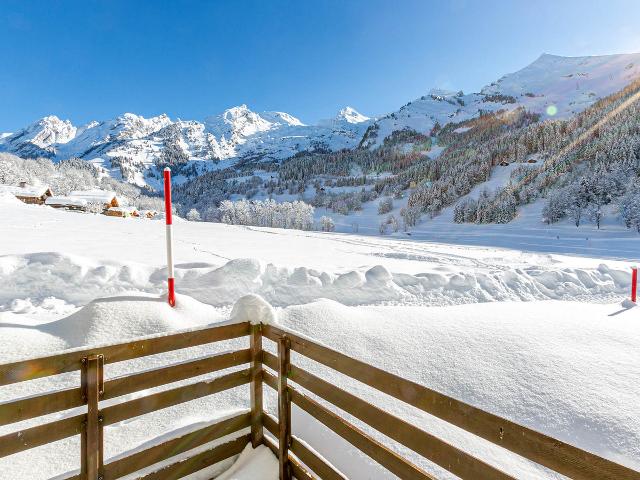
164, 167, 176, 307
632, 266, 637, 303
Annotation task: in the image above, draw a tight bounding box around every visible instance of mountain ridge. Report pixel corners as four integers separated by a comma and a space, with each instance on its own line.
2, 51, 640, 189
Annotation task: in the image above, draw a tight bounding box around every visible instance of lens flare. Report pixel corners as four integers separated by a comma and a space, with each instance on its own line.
546, 105, 558, 116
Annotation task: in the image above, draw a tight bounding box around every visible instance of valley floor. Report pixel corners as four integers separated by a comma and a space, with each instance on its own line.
0, 195, 638, 479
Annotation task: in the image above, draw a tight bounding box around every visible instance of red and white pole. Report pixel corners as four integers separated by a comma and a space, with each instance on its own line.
164, 167, 176, 307
632, 266, 638, 303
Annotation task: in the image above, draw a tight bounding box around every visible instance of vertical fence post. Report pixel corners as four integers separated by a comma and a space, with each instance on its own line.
250, 323, 264, 447
278, 336, 292, 480
81, 354, 104, 480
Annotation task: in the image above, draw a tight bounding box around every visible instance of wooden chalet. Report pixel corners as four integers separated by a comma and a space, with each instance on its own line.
139, 209, 158, 218
68, 189, 119, 209
0, 182, 53, 204
45, 196, 88, 211
104, 206, 139, 218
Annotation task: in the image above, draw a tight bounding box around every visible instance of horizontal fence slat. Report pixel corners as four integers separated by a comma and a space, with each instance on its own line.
263, 370, 433, 480
263, 412, 346, 480
263, 435, 315, 480
265, 356, 511, 480
0, 322, 250, 386
0, 349, 251, 429
262, 411, 278, 436
0, 413, 84, 458
102, 369, 251, 426
104, 412, 251, 479
263, 325, 640, 480
104, 349, 251, 400
291, 436, 345, 480
290, 453, 315, 480
138, 434, 249, 480
0, 387, 82, 427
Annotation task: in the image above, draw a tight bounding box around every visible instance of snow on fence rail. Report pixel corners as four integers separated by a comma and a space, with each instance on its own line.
0, 322, 639, 480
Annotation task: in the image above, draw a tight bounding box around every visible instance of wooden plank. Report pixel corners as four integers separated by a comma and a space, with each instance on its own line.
290, 454, 315, 480
138, 434, 249, 480
264, 432, 279, 456
270, 354, 514, 480
0, 321, 250, 386
263, 410, 279, 436
104, 349, 250, 400
83, 354, 103, 480
0, 414, 84, 458
278, 336, 292, 480
0, 387, 82, 427
101, 369, 251, 426
250, 324, 263, 447
263, 325, 640, 480
263, 370, 433, 480
263, 412, 346, 480
291, 437, 347, 480
0, 349, 250, 429
103, 412, 250, 479
263, 435, 314, 480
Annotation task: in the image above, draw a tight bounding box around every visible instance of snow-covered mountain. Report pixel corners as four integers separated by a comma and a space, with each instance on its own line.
0, 104, 372, 186
0, 116, 76, 158
198, 104, 371, 163
361, 52, 640, 147
2, 52, 640, 187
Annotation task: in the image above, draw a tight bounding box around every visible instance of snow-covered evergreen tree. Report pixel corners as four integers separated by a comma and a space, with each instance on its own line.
320, 216, 335, 232
186, 208, 201, 222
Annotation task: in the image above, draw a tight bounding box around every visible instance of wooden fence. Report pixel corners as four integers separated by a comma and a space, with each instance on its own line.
0, 321, 638, 480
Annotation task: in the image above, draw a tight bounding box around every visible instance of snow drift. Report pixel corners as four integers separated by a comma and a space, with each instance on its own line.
0, 253, 631, 316
278, 299, 640, 478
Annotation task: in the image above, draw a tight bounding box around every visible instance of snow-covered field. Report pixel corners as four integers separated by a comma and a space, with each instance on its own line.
0, 195, 638, 479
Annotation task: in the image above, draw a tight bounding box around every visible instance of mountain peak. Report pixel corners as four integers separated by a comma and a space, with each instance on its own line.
336, 106, 369, 124
204, 105, 274, 141
261, 111, 305, 127
21, 115, 76, 147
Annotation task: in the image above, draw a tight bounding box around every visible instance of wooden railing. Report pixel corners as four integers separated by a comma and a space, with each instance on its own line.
0, 321, 639, 480
0, 322, 252, 480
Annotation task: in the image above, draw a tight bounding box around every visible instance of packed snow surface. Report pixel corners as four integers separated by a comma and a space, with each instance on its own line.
277, 299, 640, 478
0, 295, 637, 479
0, 195, 638, 479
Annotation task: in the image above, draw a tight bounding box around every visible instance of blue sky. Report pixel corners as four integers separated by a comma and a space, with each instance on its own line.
1, 0, 640, 131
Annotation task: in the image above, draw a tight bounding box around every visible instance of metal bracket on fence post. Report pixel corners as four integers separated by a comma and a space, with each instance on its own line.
81, 355, 104, 480
278, 335, 292, 480
250, 323, 264, 448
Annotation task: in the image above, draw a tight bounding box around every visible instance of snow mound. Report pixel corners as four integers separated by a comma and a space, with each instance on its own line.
41, 293, 222, 348
215, 444, 278, 480
0, 191, 26, 206
0, 312, 67, 362
180, 258, 630, 307
279, 299, 640, 476
0, 253, 632, 315
229, 294, 276, 325
0, 252, 158, 309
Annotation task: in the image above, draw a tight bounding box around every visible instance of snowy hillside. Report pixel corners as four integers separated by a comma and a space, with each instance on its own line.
362, 52, 640, 148
0, 197, 638, 479
3, 52, 640, 190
